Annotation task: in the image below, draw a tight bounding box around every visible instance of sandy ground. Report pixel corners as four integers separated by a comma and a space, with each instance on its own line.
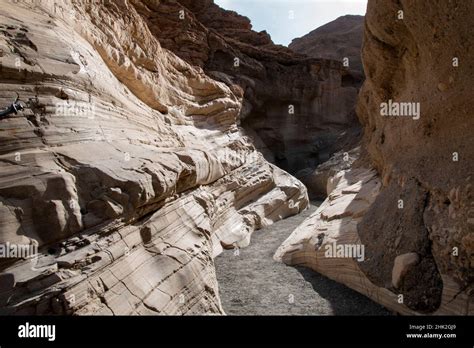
215, 203, 391, 315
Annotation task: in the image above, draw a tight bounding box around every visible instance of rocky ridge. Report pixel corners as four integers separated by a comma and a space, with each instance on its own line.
290, 15, 365, 81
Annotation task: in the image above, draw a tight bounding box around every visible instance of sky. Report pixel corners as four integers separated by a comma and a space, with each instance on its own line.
214, 0, 368, 46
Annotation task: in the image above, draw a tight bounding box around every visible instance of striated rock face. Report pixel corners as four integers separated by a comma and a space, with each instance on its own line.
286, 15, 365, 198
276, 0, 473, 315
134, 0, 360, 174
290, 15, 365, 84
0, 0, 308, 315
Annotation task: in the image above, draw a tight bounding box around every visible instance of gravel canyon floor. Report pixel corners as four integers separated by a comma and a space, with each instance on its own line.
215, 203, 390, 315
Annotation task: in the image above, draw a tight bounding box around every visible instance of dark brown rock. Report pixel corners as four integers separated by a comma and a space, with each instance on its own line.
357, 0, 474, 299
276, 0, 473, 315
290, 15, 365, 80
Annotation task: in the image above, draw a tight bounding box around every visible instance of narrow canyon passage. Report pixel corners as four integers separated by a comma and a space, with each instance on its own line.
215, 203, 391, 315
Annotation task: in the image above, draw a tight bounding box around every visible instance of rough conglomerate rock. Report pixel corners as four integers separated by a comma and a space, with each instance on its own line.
276, 0, 473, 315
0, 0, 308, 315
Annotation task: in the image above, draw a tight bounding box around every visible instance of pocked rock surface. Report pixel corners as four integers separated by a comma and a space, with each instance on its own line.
276, 0, 473, 315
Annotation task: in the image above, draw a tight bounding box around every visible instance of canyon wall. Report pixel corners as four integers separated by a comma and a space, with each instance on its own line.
135, 0, 359, 174
276, 0, 473, 314
1, 0, 470, 317
288, 14, 365, 199
0, 0, 308, 315
290, 15, 365, 82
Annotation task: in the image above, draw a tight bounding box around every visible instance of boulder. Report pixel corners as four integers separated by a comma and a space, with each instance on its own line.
392, 253, 419, 288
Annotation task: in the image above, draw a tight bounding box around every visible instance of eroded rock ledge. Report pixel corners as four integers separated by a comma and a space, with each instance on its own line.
0, 0, 307, 315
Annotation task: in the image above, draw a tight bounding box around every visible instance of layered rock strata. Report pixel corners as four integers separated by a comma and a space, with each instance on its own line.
135, 0, 360, 174
0, 0, 307, 315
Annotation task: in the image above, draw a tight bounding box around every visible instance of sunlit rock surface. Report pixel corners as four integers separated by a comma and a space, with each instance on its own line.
0, 0, 308, 315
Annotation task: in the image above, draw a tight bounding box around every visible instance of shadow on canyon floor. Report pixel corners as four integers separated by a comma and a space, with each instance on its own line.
294, 266, 391, 315
215, 202, 391, 315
